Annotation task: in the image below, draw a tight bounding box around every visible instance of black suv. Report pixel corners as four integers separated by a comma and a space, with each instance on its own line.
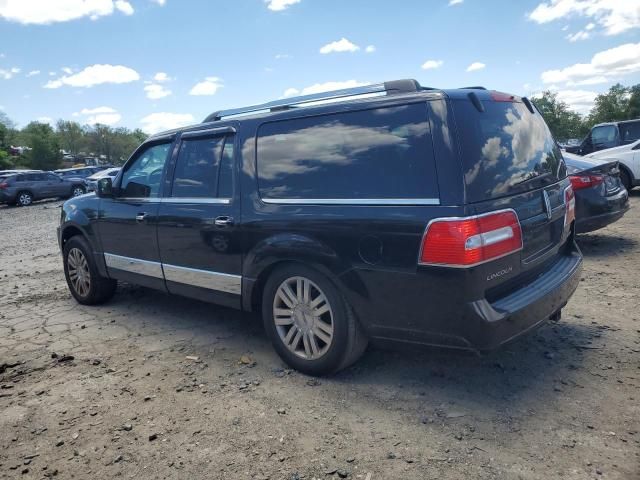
57, 79, 583, 375
565, 119, 640, 155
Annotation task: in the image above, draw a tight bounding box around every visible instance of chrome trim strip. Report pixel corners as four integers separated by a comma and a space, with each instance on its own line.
114, 197, 231, 204
162, 263, 241, 295
104, 253, 164, 279
261, 198, 440, 206
160, 197, 231, 204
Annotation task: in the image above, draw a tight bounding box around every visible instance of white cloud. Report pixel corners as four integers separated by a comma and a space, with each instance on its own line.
528, 0, 640, 36
534, 88, 598, 114
365, 45, 376, 53
0, 0, 136, 25
283, 80, 370, 98
61, 66, 73, 74
265, 0, 301, 11
37, 116, 53, 125
422, 59, 443, 70
74, 106, 121, 126
144, 84, 172, 99
320, 38, 360, 54
189, 76, 223, 96
0, 67, 20, 80
541, 42, 640, 85
26, 70, 40, 77
141, 112, 195, 134
44, 64, 140, 89
566, 30, 590, 41
151, 0, 166, 5
153, 72, 171, 82
115, 0, 134, 15
449, 0, 464, 5
466, 62, 486, 72
275, 53, 292, 60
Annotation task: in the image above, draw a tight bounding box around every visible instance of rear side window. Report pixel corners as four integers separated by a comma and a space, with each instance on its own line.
619, 121, 640, 143
172, 137, 224, 198
453, 99, 566, 202
256, 103, 438, 200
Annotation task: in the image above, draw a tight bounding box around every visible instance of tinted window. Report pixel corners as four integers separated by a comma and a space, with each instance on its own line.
218, 137, 234, 198
172, 137, 224, 198
592, 125, 618, 148
257, 104, 437, 199
619, 121, 640, 143
46, 173, 60, 181
26, 173, 45, 181
120, 143, 171, 198
453, 100, 565, 202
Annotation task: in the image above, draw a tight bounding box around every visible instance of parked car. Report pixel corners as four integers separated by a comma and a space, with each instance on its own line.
565, 119, 640, 156
57, 79, 583, 375
0, 170, 87, 206
55, 166, 107, 181
84, 168, 121, 192
582, 139, 640, 192
563, 152, 629, 233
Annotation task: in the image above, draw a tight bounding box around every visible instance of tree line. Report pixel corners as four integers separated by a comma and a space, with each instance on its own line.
532, 83, 640, 142
0, 113, 147, 171
1, 82, 639, 172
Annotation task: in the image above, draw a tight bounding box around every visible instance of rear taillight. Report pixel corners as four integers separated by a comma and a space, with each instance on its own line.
0, 182, 8, 190
564, 186, 575, 228
569, 174, 604, 190
419, 209, 523, 267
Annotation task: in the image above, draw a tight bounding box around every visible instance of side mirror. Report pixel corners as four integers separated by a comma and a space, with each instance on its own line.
97, 177, 114, 198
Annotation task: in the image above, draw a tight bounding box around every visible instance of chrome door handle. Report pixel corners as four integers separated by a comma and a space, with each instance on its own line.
214, 216, 234, 226
136, 213, 148, 222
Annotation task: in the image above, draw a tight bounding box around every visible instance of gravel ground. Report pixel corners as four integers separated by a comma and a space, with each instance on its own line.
0, 194, 639, 480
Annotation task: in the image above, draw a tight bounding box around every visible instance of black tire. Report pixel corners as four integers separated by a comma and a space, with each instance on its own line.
71, 185, 86, 197
16, 191, 33, 207
63, 236, 117, 305
620, 169, 632, 192
262, 264, 368, 376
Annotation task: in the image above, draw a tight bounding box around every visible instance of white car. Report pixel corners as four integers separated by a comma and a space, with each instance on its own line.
586, 139, 640, 191
84, 168, 120, 192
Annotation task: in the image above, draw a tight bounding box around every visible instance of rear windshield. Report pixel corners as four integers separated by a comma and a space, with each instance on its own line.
453, 99, 566, 202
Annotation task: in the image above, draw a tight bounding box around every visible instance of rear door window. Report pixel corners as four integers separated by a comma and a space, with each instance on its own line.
619, 121, 640, 143
256, 103, 438, 200
453, 99, 565, 202
171, 136, 224, 198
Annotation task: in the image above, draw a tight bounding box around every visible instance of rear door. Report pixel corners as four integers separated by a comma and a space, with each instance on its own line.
156, 126, 242, 308
45, 172, 68, 197
452, 94, 570, 288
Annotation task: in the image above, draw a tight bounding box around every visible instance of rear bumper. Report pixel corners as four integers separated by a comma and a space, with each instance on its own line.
576, 204, 629, 233
464, 248, 582, 350
575, 188, 629, 233
0, 191, 16, 204
358, 242, 583, 352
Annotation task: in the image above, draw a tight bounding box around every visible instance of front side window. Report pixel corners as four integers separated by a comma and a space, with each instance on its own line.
256, 104, 437, 200
46, 173, 60, 182
592, 125, 618, 148
620, 122, 640, 143
120, 143, 171, 198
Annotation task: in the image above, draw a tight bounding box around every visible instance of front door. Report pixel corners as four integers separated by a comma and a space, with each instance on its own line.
97, 140, 174, 290
157, 127, 242, 308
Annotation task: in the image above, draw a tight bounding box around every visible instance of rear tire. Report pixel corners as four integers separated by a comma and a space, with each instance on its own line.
262, 264, 368, 376
71, 185, 86, 197
620, 169, 632, 192
63, 236, 116, 305
16, 191, 33, 207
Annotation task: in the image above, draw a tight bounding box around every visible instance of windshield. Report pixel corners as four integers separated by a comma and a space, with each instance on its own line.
453, 99, 566, 202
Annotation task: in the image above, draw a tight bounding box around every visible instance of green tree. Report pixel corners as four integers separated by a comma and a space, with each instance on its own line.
22, 122, 62, 170
56, 120, 85, 155
588, 83, 630, 125
626, 84, 640, 119
532, 91, 587, 141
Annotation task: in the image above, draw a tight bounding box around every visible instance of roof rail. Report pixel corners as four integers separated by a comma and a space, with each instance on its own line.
202, 79, 421, 123
459, 86, 487, 90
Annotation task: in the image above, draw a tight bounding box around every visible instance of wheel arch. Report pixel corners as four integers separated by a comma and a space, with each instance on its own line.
60, 222, 109, 277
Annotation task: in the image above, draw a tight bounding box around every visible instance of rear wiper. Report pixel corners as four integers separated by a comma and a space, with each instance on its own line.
512, 171, 553, 187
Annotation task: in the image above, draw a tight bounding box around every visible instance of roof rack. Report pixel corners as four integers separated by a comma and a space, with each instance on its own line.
459, 86, 487, 90
202, 79, 422, 123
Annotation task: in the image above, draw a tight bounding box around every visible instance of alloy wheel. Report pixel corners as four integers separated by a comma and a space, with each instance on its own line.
18, 193, 32, 206
67, 247, 91, 297
273, 276, 334, 360
72, 187, 85, 197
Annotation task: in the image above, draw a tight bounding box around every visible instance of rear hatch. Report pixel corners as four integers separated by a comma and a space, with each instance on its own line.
451, 91, 571, 296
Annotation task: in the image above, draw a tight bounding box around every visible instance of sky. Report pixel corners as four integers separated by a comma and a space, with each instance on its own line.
0, 0, 639, 133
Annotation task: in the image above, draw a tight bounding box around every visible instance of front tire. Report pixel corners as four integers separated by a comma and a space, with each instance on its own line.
620, 169, 632, 192
71, 185, 86, 197
63, 236, 116, 305
262, 265, 368, 376
16, 191, 33, 207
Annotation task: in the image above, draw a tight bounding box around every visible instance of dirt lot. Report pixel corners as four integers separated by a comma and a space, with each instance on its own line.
0, 195, 639, 480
